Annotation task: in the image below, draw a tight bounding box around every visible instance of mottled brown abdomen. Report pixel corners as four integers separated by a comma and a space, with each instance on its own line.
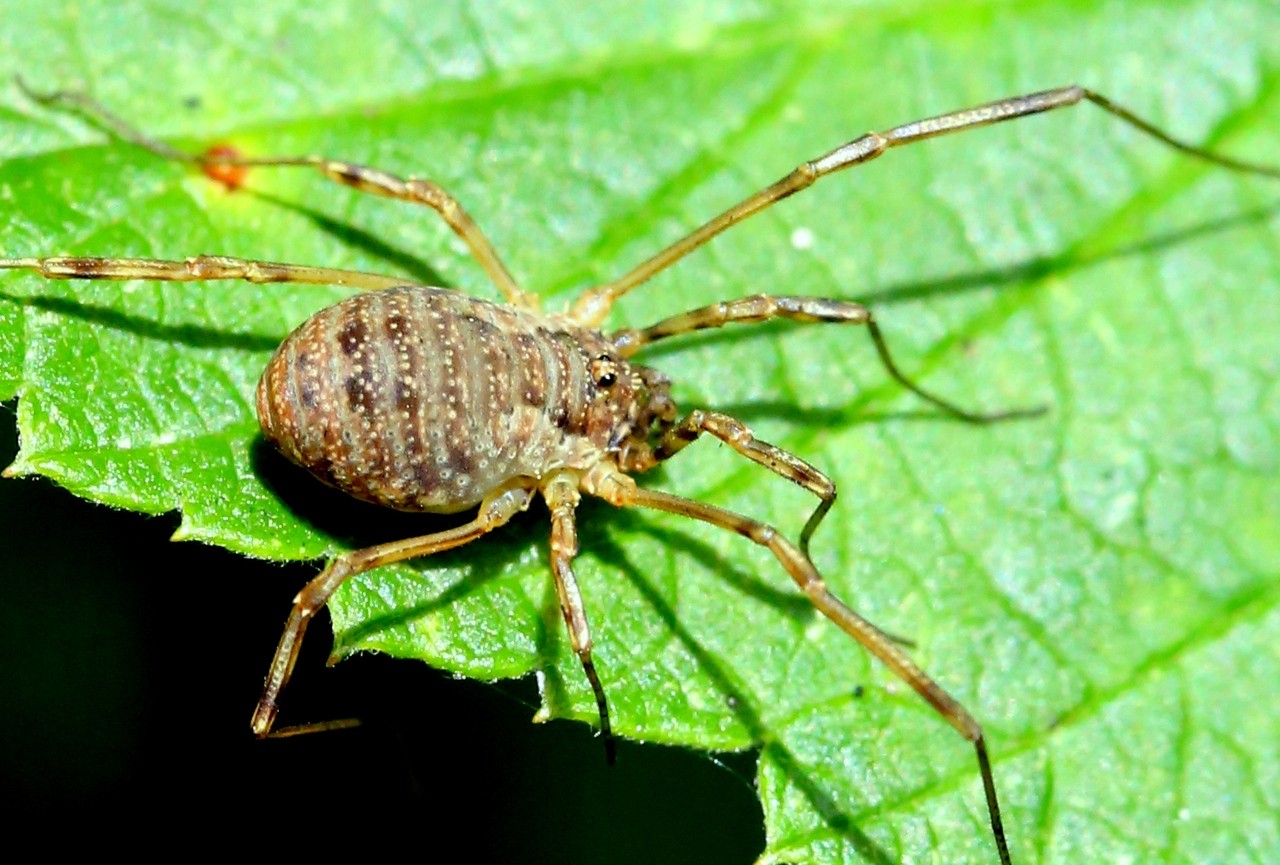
256, 286, 629, 513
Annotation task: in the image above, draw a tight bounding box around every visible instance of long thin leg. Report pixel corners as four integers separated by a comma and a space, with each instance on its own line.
628, 407, 836, 558
16, 77, 535, 310
252, 483, 534, 737
571, 85, 1280, 326
609, 293, 1042, 424
543, 471, 615, 762
632, 410, 917, 647
583, 468, 1012, 865
0, 254, 410, 291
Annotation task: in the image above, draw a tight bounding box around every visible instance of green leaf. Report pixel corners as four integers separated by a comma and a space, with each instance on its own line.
3, 2, 1279, 862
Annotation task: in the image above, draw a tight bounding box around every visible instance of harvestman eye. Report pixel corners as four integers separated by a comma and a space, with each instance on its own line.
591, 354, 619, 388
2, 77, 1277, 865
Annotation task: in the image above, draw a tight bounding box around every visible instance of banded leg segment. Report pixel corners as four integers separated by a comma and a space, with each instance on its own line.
608, 294, 872, 353
543, 472, 615, 762
584, 469, 1012, 865
613, 293, 1042, 424
571, 84, 1280, 326
221, 157, 533, 308
629, 407, 836, 558
16, 78, 534, 309
252, 484, 534, 737
0, 254, 410, 291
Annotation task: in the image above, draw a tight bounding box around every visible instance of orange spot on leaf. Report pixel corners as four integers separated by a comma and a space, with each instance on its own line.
201, 144, 249, 190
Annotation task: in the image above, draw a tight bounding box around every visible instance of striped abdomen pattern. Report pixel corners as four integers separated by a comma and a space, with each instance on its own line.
256, 286, 636, 512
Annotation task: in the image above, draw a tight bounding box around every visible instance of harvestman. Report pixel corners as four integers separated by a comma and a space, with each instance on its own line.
4, 79, 1277, 864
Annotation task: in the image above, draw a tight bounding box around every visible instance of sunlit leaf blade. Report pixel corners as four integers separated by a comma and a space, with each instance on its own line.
2, 3, 1278, 863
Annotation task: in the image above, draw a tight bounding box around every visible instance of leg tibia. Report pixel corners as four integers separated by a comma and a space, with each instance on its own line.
251, 485, 532, 737
0, 254, 409, 291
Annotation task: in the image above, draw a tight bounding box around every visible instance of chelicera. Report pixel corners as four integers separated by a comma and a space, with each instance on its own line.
4, 79, 1277, 864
